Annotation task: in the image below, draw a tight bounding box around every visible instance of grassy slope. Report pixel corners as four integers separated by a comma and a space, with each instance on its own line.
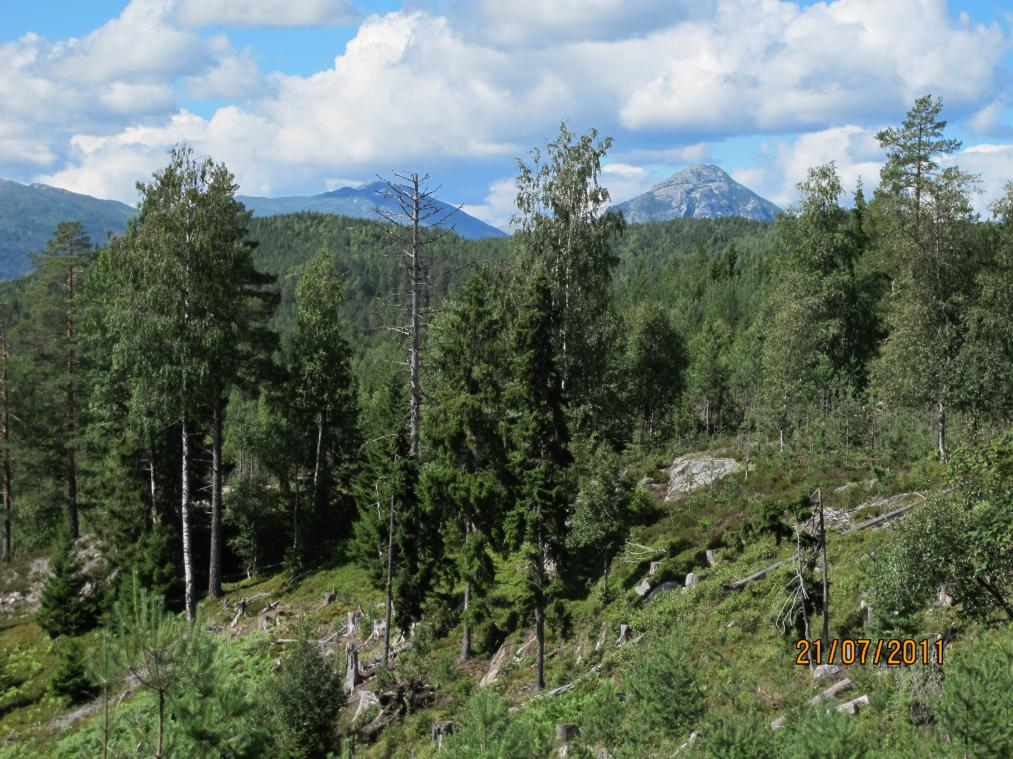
3, 442, 1004, 758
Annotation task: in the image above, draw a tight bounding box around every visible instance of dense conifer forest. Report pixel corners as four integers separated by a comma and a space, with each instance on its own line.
0, 98, 1010, 758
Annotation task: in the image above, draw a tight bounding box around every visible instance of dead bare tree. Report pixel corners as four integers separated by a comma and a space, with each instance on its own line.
374, 171, 459, 458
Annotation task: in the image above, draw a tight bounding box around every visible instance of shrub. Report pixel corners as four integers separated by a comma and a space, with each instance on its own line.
625, 632, 705, 739
702, 708, 779, 759
780, 709, 870, 759
577, 679, 624, 749
49, 638, 96, 703
936, 629, 1012, 759
264, 626, 344, 758
441, 688, 551, 759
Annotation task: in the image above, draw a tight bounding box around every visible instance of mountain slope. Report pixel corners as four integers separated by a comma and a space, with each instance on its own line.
612, 164, 780, 223
0, 179, 135, 278
239, 181, 506, 239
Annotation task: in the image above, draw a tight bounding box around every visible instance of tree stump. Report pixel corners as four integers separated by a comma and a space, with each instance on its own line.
706, 549, 717, 566
615, 624, 630, 645
345, 642, 360, 692
684, 572, 699, 588
432, 720, 454, 748
321, 590, 336, 606
648, 561, 661, 576
555, 723, 578, 756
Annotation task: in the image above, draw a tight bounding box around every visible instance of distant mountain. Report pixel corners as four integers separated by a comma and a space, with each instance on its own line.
239, 181, 506, 240
0, 177, 507, 280
611, 164, 780, 223
0, 178, 136, 278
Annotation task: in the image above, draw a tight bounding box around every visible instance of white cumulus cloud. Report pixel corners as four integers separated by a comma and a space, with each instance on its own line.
176, 0, 360, 28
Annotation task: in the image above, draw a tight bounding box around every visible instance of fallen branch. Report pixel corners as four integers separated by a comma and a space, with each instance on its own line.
726, 494, 929, 591
724, 556, 796, 590
839, 495, 925, 535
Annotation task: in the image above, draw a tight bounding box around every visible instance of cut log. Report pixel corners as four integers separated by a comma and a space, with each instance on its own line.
839, 498, 923, 535
837, 694, 869, 715
548, 683, 574, 697
808, 678, 853, 705
726, 494, 926, 592
675, 730, 700, 755
480, 640, 512, 687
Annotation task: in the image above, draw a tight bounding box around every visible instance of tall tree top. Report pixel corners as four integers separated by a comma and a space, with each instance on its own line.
876, 95, 961, 208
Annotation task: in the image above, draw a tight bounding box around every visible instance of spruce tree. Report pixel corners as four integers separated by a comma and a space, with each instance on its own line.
36, 530, 97, 638
422, 268, 511, 660
758, 163, 865, 451
353, 376, 441, 663
505, 271, 572, 692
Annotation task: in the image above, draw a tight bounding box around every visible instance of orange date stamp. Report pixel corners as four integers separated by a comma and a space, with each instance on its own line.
795, 638, 943, 666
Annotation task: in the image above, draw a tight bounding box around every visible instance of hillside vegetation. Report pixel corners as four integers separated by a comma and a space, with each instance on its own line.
0, 101, 1009, 758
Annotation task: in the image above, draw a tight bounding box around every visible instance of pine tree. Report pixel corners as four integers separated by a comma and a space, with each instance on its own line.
873, 98, 978, 461
21, 221, 92, 539
505, 271, 572, 692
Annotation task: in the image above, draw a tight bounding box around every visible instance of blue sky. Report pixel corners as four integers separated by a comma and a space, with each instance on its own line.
2, 0, 1012, 228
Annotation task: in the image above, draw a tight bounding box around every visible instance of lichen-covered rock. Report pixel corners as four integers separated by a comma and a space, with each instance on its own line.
663, 453, 745, 502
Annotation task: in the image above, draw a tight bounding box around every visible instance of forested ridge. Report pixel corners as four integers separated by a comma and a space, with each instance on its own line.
0, 99, 1010, 758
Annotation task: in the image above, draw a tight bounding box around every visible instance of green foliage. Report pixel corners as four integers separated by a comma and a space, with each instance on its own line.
780, 709, 870, 759
567, 439, 636, 584
624, 302, 685, 439
702, 708, 779, 759
264, 626, 344, 759
441, 688, 551, 759
48, 638, 95, 704
936, 629, 1013, 759
36, 532, 97, 638
869, 435, 1013, 625
122, 524, 183, 612
575, 679, 624, 750
515, 122, 626, 440
223, 470, 280, 579
625, 632, 705, 739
